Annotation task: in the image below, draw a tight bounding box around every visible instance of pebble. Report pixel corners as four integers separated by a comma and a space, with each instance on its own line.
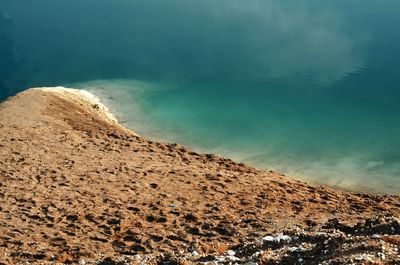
262, 234, 291, 242
262, 235, 274, 241
227, 250, 236, 256
289, 247, 299, 252
276, 233, 291, 242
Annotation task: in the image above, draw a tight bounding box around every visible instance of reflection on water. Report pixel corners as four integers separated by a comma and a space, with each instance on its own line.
0, 1, 399, 193
0, 1, 367, 90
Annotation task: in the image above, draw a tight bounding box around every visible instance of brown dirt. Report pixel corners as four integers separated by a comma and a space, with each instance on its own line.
0, 88, 399, 264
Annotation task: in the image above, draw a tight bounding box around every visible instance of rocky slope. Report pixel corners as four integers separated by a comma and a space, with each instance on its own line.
0, 88, 399, 264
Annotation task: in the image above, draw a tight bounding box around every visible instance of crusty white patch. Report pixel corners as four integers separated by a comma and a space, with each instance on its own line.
34, 86, 119, 125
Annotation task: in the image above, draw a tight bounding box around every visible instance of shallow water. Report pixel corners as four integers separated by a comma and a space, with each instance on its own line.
1, 1, 399, 193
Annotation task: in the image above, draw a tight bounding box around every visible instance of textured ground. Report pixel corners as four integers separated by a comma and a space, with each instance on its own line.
0, 88, 399, 264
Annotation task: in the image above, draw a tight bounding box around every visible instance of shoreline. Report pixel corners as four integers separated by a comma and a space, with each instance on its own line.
0, 87, 399, 264
70, 86, 397, 195
34, 87, 137, 136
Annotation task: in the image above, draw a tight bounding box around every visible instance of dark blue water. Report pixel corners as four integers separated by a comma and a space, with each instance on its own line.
1, 0, 399, 193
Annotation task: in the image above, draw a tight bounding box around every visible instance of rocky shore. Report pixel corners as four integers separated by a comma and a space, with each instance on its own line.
0, 88, 399, 264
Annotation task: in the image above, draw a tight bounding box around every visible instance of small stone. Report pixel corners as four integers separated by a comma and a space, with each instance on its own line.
262, 235, 274, 241
289, 247, 299, 252
276, 233, 291, 242
227, 250, 235, 256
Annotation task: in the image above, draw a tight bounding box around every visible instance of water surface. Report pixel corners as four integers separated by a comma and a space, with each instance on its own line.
1, 0, 399, 192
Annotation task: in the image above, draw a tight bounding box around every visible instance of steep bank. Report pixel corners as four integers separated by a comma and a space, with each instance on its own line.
0, 88, 399, 264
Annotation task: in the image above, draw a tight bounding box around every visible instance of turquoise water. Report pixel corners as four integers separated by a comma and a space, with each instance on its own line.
1, 1, 399, 193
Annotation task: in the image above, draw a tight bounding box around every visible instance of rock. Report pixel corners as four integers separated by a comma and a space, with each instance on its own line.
227, 250, 236, 256
262, 235, 274, 242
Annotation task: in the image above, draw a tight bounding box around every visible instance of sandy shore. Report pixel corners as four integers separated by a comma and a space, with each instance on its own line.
0, 88, 399, 264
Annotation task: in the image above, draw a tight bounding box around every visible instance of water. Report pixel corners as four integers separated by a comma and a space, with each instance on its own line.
1, 0, 399, 193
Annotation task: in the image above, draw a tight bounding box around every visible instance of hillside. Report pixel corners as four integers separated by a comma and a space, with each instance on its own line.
0, 88, 399, 264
